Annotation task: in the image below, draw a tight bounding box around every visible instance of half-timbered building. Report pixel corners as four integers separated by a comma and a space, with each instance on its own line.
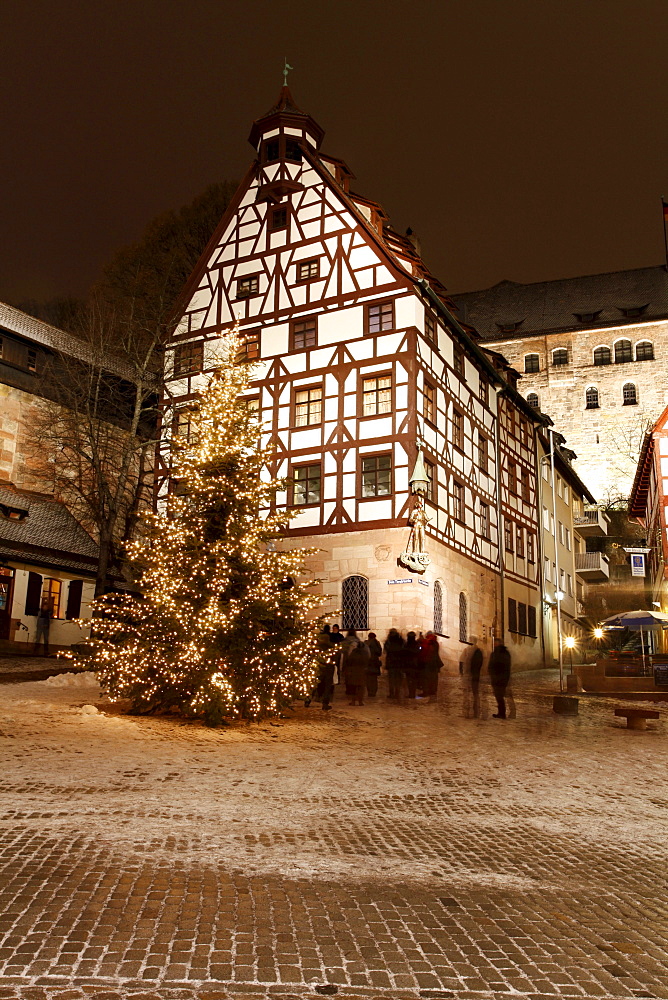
160, 88, 547, 670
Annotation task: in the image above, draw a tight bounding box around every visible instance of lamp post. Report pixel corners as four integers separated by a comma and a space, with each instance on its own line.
564, 635, 576, 674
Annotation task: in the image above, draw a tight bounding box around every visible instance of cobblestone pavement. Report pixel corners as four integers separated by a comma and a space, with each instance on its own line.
0, 666, 666, 1000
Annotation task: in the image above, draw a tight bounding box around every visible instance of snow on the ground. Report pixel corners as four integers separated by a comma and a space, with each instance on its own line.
0, 671, 666, 890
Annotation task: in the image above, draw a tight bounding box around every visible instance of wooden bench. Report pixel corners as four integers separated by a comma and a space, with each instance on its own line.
614, 708, 660, 730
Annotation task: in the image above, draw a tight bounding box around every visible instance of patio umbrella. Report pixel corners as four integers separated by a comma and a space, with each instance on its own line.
599, 610, 668, 673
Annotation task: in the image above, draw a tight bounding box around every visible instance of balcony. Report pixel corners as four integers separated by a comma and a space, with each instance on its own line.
575, 551, 610, 581
573, 506, 610, 537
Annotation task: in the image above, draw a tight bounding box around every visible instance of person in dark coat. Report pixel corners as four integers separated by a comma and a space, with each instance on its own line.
330, 624, 343, 645
366, 632, 382, 697
402, 632, 421, 699
345, 639, 369, 705
307, 624, 335, 710
420, 631, 442, 702
340, 628, 360, 697
34, 598, 53, 656
488, 641, 512, 719
384, 629, 405, 700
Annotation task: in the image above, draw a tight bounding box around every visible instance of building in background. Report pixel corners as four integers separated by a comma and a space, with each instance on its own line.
452, 267, 668, 502
628, 404, 668, 613
161, 88, 553, 670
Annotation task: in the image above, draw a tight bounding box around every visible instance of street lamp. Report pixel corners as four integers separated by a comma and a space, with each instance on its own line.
564, 635, 576, 674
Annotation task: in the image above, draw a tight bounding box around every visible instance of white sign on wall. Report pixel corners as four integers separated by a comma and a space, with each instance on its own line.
631, 554, 646, 577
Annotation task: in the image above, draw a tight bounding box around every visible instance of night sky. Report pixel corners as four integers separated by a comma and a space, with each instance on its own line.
3, 0, 668, 305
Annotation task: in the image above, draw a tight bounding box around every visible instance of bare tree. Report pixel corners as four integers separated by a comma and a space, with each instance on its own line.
29, 294, 162, 596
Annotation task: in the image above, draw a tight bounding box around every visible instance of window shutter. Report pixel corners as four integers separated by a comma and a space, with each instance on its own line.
66, 580, 83, 620
25, 572, 43, 616
508, 598, 517, 633
518, 602, 527, 635
528, 605, 537, 638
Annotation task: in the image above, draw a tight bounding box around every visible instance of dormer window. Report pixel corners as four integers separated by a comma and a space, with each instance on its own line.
264, 139, 280, 162
285, 139, 302, 162
574, 310, 602, 324
0, 503, 28, 522
495, 320, 524, 334
619, 304, 649, 318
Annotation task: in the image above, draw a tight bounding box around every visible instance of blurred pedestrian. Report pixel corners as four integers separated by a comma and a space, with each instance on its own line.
402, 631, 421, 699
366, 631, 382, 697
34, 598, 53, 656
488, 641, 512, 719
384, 628, 405, 700
461, 638, 483, 717
345, 637, 369, 705
307, 624, 335, 710
341, 628, 360, 697
421, 630, 442, 703
330, 624, 343, 645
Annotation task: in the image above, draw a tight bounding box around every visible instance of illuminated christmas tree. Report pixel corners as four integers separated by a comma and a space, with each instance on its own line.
83, 330, 322, 724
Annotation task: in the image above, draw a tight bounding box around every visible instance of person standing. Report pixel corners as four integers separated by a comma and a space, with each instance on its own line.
340, 628, 360, 697
345, 638, 369, 706
488, 641, 512, 719
461, 638, 483, 717
366, 632, 382, 698
402, 632, 421, 699
421, 631, 442, 703
329, 623, 343, 687
34, 598, 53, 656
384, 629, 405, 700
308, 624, 334, 710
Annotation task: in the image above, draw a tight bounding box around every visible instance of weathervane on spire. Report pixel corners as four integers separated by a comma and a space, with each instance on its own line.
283, 58, 294, 86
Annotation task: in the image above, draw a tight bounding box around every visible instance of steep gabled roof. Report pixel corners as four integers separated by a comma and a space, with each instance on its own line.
0, 484, 98, 576
628, 403, 668, 519
452, 265, 668, 340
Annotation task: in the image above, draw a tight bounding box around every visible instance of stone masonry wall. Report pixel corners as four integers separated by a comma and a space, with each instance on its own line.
485, 321, 668, 501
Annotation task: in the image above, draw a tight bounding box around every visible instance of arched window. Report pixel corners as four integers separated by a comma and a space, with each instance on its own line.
524, 354, 540, 373
434, 581, 444, 634
552, 348, 568, 366
526, 392, 540, 409
623, 383, 638, 405
636, 341, 654, 361
342, 576, 368, 631
593, 346, 611, 366
585, 387, 599, 409
458, 592, 468, 643
615, 339, 632, 363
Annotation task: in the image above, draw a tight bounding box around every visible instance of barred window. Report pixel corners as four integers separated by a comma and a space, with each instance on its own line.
236, 275, 259, 298
526, 392, 540, 409
636, 341, 654, 361
451, 481, 464, 521
291, 318, 317, 349
623, 383, 638, 405
615, 339, 632, 363
585, 386, 599, 409
174, 341, 203, 377
423, 381, 435, 424
292, 464, 321, 506
524, 354, 540, 373
294, 386, 322, 426
363, 376, 392, 416
508, 597, 517, 633
434, 581, 444, 634
361, 455, 392, 497
458, 592, 468, 643
366, 301, 394, 333
593, 346, 611, 366
342, 576, 368, 632
297, 259, 319, 281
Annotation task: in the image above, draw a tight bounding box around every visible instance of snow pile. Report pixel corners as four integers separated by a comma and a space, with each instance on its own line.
79, 704, 99, 715
44, 671, 99, 688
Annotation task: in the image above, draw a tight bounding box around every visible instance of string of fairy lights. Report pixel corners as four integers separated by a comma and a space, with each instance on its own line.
79, 328, 324, 723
